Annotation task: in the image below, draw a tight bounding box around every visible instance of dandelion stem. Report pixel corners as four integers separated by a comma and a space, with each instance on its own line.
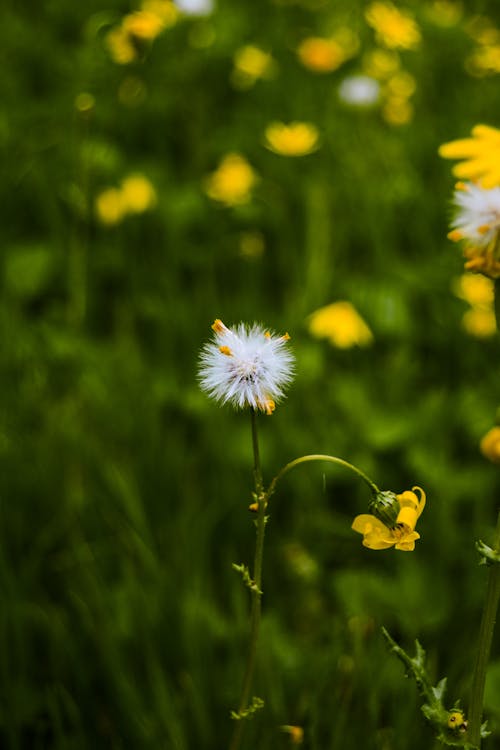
229, 410, 266, 750
467, 510, 500, 748
267, 453, 379, 498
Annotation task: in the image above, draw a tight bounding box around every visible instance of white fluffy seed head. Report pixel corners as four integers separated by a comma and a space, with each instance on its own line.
198, 319, 295, 413
451, 182, 500, 247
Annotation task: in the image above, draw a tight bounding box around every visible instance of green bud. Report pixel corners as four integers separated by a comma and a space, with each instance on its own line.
369, 490, 399, 528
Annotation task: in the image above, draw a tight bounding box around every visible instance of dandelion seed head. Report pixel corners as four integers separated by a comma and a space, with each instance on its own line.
198, 319, 295, 413
450, 182, 500, 246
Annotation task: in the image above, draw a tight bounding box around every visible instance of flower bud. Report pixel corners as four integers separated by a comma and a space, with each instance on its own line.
368, 490, 399, 528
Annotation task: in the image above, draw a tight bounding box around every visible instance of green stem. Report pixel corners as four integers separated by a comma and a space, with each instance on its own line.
266, 454, 379, 499
229, 411, 266, 750
468, 510, 500, 748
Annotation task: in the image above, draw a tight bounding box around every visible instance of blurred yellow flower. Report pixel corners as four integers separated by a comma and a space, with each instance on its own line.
95, 174, 157, 225
363, 48, 400, 79
453, 273, 497, 337
382, 95, 413, 125
123, 10, 165, 40
453, 272, 494, 307
386, 71, 416, 97
424, 0, 463, 27
439, 124, 500, 189
95, 188, 127, 226
297, 37, 346, 73
142, 0, 178, 26
204, 153, 258, 206
307, 301, 373, 348
121, 174, 157, 213
106, 26, 138, 65
352, 487, 426, 551
264, 121, 319, 156
462, 307, 497, 337
480, 426, 500, 463
365, 2, 421, 50
232, 46, 274, 88
467, 44, 500, 76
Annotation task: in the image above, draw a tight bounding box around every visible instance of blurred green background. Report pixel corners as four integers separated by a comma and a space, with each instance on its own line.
2, 0, 500, 747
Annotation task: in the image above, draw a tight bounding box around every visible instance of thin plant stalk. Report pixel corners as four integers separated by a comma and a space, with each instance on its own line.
267, 453, 379, 498
228, 410, 267, 750
467, 510, 500, 747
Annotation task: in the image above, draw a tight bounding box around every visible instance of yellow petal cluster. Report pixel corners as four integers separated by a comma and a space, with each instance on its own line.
106, 0, 178, 64
352, 487, 426, 552
439, 124, 500, 189
204, 153, 258, 206
453, 273, 496, 338
95, 174, 157, 226
480, 427, 500, 464
232, 46, 274, 89
365, 2, 421, 50
307, 301, 373, 349
264, 122, 319, 157
297, 37, 348, 73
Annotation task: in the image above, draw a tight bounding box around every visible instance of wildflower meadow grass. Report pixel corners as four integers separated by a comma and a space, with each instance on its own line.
2, 0, 500, 748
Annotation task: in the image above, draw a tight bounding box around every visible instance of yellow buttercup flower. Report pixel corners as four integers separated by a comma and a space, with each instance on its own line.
264, 121, 319, 157
480, 427, 500, 463
232, 45, 274, 88
365, 2, 421, 50
453, 273, 497, 337
439, 124, 500, 189
307, 301, 373, 348
120, 174, 157, 213
95, 188, 126, 226
106, 26, 138, 65
204, 153, 258, 206
297, 37, 347, 73
122, 10, 166, 40
352, 487, 426, 551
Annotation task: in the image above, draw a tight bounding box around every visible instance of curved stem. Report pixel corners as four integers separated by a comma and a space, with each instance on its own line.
467, 510, 500, 748
229, 411, 266, 750
266, 454, 379, 499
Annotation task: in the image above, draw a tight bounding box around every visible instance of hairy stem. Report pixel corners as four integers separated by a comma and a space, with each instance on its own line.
229, 410, 266, 750
468, 510, 500, 747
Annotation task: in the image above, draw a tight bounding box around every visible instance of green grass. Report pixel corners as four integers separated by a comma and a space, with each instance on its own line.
1, 0, 500, 747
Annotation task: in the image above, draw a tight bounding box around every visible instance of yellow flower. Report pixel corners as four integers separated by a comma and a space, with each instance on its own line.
232, 45, 274, 88
363, 48, 401, 79
382, 95, 413, 125
142, 0, 178, 26
105, 26, 138, 65
352, 487, 426, 551
120, 174, 157, 213
452, 273, 497, 336
439, 124, 500, 189
204, 153, 258, 206
297, 37, 347, 73
122, 10, 166, 40
307, 301, 373, 348
264, 121, 319, 157
480, 426, 500, 463
462, 307, 497, 337
365, 2, 421, 50
95, 188, 126, 226
453, 272, 494, 307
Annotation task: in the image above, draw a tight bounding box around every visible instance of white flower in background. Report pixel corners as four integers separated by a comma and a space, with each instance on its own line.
198, 319, 295, 414
448, 182, 500, 247
338, 75, 380, 107
174, 0, 214, 15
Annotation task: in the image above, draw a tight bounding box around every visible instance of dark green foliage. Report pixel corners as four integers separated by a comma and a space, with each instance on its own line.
1, 1, 500, 748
